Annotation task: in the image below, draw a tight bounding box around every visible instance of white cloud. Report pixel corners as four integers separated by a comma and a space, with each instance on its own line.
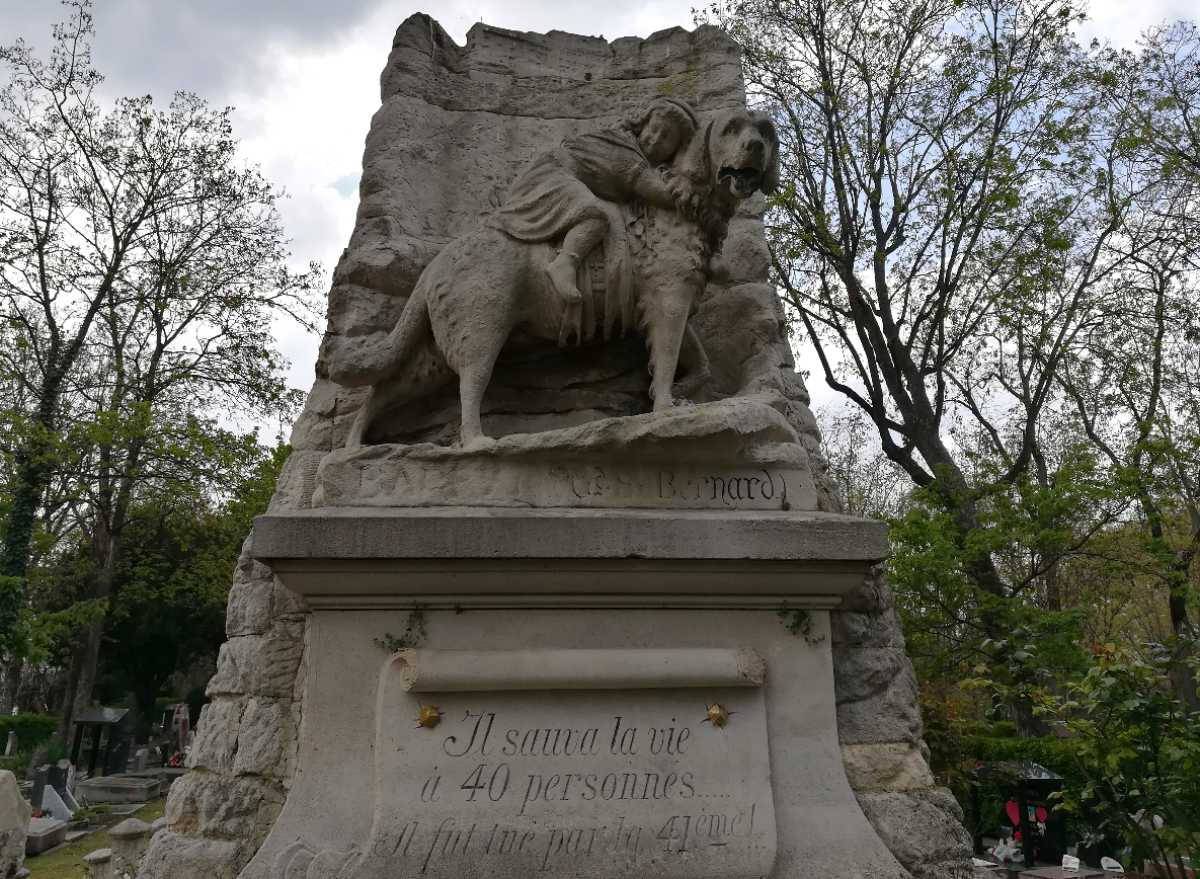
1085, 0, 1193, 47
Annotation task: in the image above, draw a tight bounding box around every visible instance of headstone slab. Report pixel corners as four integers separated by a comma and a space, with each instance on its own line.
24, 816, 67, 856
38, 785, 73, 823
239, 507, 911, 879
76, 775, 160, 804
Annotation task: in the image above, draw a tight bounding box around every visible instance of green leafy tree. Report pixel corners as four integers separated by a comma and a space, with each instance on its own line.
1038, 646, 1200, 876
0, 2, 319, 726
1059, 22, 1200, 707
98, 442, 287, 739
707, 0, 1199, 727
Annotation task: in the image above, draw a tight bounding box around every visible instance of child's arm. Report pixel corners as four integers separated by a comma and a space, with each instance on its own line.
632, 166, 684, 211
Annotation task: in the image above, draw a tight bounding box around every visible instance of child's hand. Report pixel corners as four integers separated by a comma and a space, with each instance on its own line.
666, 173, 689, 204
636, 168, 676, 209
666, 173, 702, 217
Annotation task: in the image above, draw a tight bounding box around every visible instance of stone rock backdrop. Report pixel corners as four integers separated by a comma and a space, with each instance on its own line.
139, 16, 970, 878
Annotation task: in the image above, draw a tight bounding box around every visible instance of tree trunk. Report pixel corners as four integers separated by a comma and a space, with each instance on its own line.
1142, 494, 1198, 709
0, 373, 66, 647
69, 617, 106, 729
1167, 586, 1198, 710
57, 641, 84, 741
133, 681, 163, 744
0, 660, 21, 716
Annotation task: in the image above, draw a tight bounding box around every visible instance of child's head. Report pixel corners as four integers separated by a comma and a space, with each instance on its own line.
632, 98, 698, 163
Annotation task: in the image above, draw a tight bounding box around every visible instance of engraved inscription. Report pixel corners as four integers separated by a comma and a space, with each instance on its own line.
349, 688, 777, 879
548, 464, 789, 509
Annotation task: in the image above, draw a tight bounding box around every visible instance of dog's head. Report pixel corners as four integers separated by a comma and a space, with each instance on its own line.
678, 108, 780, 200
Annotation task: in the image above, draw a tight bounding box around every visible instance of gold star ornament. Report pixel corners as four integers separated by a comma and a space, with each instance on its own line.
416, 704, 443, 729
703, 703, 731, 728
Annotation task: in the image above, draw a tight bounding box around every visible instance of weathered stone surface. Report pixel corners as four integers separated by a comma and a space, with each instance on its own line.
832, 607, 906, 648
857, 788, 974, 879
165, 773, 284, 840
231, 698, 293, 780
305, 17, 809, 461
252, 507, 889, 566
266, 451, 324, 512
238, 605, 909, 879
225, 544, 305, 640
380, 23, 745, 113
300, 652, 779, 879
186, 698, 244, 774
140, 831, 245, 879
206, 621, 305, 700
834, 646, 910, 705
836, 654, 924, 746
841, 743, 937, 792
0, 770, 29, 876
84, 846, 112, 879
110, 818, 154, 878
840, 565, 898, 613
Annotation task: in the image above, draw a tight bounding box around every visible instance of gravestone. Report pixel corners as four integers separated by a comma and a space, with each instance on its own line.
37, 785, 72, 823
139, 15, 970, 879
24, 816, 66, 856
77, 775, 159, 805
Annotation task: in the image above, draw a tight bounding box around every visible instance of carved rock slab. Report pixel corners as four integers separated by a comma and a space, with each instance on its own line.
313, 396, 819, 510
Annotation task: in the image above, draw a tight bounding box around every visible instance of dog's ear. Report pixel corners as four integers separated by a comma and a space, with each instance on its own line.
752, 112, 781, 195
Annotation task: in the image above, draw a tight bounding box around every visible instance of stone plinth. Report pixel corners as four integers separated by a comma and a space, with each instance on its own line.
24, 816, 67, 856
77, 776, 160, 805
315, 397, 818, 511
238, 507, 910, 879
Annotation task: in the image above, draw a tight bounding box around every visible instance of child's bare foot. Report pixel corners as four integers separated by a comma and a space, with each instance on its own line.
546, 252, 583, 303
546, 252, 584, 345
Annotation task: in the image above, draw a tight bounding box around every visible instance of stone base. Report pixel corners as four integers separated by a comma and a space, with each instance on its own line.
238, 508, 909, 879
77, 776, 160, 804
313, 397, 820, 511
25, 817, 67, 855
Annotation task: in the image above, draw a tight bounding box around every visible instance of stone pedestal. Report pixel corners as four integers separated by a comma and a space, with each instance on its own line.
240, 508, 911, 879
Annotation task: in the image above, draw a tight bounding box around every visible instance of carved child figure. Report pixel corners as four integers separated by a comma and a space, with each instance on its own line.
490, 97, 700, 343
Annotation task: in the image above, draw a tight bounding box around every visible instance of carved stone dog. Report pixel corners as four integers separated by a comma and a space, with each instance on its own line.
329, 108, 779, 448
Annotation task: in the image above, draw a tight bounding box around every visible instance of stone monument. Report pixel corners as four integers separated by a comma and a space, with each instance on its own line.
0, 770, 29, 877
139, 15, 970, 879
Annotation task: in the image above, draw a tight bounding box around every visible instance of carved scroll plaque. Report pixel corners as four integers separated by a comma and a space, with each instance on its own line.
346, 649, 778, 879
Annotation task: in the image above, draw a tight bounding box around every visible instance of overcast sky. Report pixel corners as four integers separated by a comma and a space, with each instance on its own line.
2, 0, 1195, 423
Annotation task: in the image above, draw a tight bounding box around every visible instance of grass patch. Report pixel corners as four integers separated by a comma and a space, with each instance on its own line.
25, 800, 166, 879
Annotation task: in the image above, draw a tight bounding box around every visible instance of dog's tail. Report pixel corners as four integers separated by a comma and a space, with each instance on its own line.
381, 280, 433, 375
327, 280, 433, 388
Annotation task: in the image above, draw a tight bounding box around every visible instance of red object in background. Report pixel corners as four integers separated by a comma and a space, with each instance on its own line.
1006, 800, 1021, 826
1036, 805, 1049, 823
